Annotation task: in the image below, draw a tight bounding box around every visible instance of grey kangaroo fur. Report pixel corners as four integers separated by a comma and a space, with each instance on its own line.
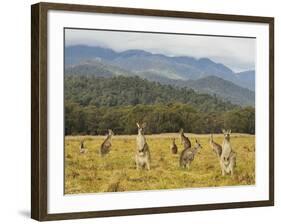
135, 122, 151, 170
209, 134, 222, 158
170, 138, 178, 154
179, 139, 202, 169
179, 128, 191, 150
100, 129, 114, 156
220, 129, 236, 176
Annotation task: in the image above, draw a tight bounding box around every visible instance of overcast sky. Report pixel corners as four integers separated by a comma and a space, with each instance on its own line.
65, 29, 256, 72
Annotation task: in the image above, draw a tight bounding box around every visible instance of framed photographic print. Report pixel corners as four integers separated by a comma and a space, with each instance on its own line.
31, 2, 274, 221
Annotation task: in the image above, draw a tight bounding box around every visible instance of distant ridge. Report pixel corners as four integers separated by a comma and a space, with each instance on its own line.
65, 45, 255, 106
65, 45, 255, 91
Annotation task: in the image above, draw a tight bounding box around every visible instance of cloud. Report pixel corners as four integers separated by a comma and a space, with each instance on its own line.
65, 29, 256, 72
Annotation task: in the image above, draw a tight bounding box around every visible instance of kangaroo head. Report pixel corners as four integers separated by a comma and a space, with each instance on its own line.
136, 122, 146, 135
108, 129, 114, 136
222, 129, 231, 141
195, 138, 202, 149
179, 128, 184, 135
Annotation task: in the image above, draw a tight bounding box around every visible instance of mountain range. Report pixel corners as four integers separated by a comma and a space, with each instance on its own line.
65, 45, 255, 106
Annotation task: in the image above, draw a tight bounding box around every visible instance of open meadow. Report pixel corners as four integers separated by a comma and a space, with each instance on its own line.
64, 133, 255, 194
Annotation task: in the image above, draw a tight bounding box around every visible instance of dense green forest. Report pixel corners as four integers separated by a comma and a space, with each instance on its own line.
65, 75, 255, 135
65, 75, 236, 112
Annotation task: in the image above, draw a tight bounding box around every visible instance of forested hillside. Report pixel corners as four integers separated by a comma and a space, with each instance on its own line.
65, 75, 236, 112
65, 75, 255, 135
180, 76, 255, 106
65, 58, 255, 106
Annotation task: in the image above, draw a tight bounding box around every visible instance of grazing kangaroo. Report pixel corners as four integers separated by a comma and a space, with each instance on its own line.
170, 138, 178, 154
79, 140, 87, 153
179, 128, 191, 150
135, 122, 151, 170
220, 129, 236, 176
100, 129, 114, 156
179, 139, 202, 169
209, 134, 222, 158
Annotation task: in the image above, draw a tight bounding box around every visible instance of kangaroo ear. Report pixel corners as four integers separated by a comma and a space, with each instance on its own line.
228, 129, 231, 134
136, 123, 140, 128
142, 122, 146, 128
222, 129, 226, 134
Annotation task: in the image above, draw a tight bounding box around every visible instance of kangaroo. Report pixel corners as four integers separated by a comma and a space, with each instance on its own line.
170, 138, 178, 154
135, 122, 151, 170
179, 128, 191, 150
79, 140, 87, 153
209, 134, 222, 158
220, 129, 236, 176
179, 139, 202, 169
100, 129, 114, 156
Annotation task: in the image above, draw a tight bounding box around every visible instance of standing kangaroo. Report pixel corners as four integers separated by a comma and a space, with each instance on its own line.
135, 122, 151, 170
170, 138, 178, 154
220, 129, 236, 176
179, 128, 191, 150
100, 129, 114, 156
79, 140, 87, 153
179, 139, 202, 169
209, 134, 222, 158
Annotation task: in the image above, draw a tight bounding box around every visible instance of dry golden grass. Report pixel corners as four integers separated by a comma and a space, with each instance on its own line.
65, 133, 255, 194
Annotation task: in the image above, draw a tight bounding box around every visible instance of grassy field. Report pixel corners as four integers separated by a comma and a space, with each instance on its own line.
65, 133, 255, 194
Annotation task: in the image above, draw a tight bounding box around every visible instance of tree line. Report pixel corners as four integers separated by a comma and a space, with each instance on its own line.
65, 102, 255, 135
